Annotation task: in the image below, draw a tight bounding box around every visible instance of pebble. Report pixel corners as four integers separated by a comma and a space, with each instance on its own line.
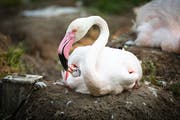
66, 100, 72, 106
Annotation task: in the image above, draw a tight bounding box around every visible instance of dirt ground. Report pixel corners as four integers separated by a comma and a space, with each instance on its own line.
13, 46, 180, 120
14, 46, 180, 120
0, 2, 180, 120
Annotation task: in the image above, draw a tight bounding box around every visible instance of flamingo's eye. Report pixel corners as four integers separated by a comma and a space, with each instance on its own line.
72, 29, 77, 33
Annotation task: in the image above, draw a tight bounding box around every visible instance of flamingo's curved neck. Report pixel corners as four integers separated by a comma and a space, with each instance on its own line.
87, 17, 109, 71
84, 17, 110, 93
92, 17, 109, 51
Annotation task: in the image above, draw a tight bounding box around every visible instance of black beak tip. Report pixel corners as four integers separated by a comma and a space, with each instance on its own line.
58, 54, 68, 70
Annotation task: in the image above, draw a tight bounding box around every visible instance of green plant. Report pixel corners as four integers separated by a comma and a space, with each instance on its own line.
82, 0, 151, 14
6, 44, 24, 68
0, 0, 22, 7
142, 60, 157, 84
0, 43, 25, 79
169, 82, 180, 96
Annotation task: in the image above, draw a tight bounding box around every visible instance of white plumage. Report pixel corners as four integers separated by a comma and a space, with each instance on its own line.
58, 16, 142, 96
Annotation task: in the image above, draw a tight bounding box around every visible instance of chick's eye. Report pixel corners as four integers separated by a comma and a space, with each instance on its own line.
72, 69, 81, 77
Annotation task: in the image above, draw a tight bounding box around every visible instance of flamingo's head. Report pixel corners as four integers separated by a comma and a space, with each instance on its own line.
57, 17, 94, 70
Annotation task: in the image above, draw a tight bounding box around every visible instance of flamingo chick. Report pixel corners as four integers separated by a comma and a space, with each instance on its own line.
58, 16, 142, 96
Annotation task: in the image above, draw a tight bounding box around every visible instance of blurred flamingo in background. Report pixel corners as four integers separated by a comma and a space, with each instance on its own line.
133, 0, 180, 53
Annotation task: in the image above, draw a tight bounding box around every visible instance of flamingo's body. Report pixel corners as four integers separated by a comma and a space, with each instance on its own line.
58, 16, 142, 96
133, 0, 180, 53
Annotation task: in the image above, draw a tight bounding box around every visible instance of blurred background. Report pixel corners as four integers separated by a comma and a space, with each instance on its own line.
0, 0, 150, 80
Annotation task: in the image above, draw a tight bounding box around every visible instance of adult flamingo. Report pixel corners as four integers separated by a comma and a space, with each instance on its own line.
132, 0, 180, 53
58, 16, 142, 96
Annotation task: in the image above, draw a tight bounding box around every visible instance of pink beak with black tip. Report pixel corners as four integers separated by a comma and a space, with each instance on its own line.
57, 30, 76, 70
